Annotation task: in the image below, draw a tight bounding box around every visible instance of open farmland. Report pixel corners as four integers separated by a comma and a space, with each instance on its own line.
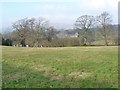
2, 46, 118, 88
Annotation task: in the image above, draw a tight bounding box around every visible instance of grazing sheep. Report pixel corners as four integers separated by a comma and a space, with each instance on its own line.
26, 45, 29, 47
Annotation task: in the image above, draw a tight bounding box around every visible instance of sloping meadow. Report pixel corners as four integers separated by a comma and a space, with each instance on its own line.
2, 46, 118, 88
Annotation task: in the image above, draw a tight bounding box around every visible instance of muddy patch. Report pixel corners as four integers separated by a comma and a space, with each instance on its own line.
51, 74, 65, 81
68, 71, 91, 79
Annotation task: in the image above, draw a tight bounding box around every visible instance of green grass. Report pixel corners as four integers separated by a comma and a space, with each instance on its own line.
2, 46, 118, 88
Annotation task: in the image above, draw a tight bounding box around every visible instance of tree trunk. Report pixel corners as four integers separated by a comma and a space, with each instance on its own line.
104, 35, 108, 46
21, 38, 26, 47
83, 37, 87, 46
103, 26, 108, 46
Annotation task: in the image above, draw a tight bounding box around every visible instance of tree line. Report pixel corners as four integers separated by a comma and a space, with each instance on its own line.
1, 11, 118, 47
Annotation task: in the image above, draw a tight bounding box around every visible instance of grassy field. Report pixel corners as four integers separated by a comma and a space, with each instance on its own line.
2, 46, 118, 88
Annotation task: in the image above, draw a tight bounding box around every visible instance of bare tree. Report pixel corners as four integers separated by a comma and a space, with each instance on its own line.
12, 18, 30, 46
12, 17, 49, 47
25, 18, 36, 47
96, 12, 112, 46
34, 17, 49, 47
75, 15, 95, 45
46, 26, 57, 42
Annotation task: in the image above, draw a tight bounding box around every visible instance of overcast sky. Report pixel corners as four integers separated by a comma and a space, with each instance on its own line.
1, 0, 119, 32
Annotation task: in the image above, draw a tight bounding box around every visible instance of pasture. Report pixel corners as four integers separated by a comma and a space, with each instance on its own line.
2, 46, 118, 88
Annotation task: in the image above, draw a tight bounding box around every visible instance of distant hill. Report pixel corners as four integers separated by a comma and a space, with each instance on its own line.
58, 24, 118, 35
